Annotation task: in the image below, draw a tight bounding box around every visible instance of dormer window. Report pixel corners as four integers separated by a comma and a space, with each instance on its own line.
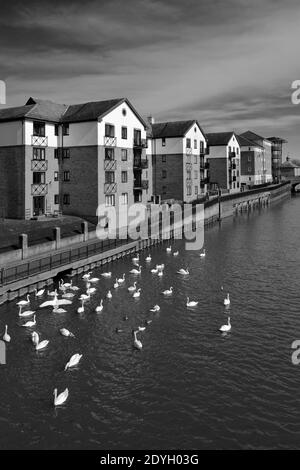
33, 121, 45, 137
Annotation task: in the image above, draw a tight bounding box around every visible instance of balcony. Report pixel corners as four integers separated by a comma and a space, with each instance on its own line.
134, 158, 148, 169
230, 163, 236, 170
200, 162, 205, 170
133, 138, 147, 148
186, 147, 192, 155
232, 176, 237, 182
31, 135, 48, 146
134, 179, 142, 189
141, 180, 149, 190
31, 183, 48, 196
104, 136, 117, 147
104, 182, 117, 194
31, 160, 48, 171
104, 159, 116, 170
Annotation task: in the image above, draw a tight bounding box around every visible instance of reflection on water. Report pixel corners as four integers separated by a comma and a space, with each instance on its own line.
1, 195, 300, 449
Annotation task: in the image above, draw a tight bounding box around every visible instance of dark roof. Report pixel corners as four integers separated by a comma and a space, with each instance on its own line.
237, 134, 264, 149
240, 130, 269, 143
150, 120, 203, 138
267, 136, 288, 143
61, 98, 121, 122
206, 132, 235, 146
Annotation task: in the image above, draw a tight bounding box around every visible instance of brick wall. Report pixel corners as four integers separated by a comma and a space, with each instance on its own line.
0, 146, 25, 218
208, 157, 227, 189
153, 153, 184, 201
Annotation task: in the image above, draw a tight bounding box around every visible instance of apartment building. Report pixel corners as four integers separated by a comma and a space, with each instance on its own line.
239, 131, 272, 185
0, 97, 151, 220
149, 119, 209, 203
205, 132, 241, 193
267, 136, 288, 182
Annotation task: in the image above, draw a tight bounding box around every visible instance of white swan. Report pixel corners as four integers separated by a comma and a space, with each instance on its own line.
186, 297, 198, 307
166, 246, 172, 253
133, 331, 142, 350
31, 331, 39, 346
151, 268, 158, 274
22, 315, 36, 328
54, 388, 69, 406
62, 292, 75, 299
60, 328, 75, 338
114, 278, 119, 289
133, 288, 141, 298
65, 353, 83, 370
128, 282, 137, 292
79, 293, 90, 301
82, 272, 92, 280
156, 264, 165, 270
106, 290, 112, 299
70, 284, 80, 291
3, 325, 11, 343
117, 273, 125, 284
86, 286, 96, 295
162, 287, 173, 296
173, 251, 179, 256
77, 300, 85, 314
35, 288, 45, 297
101, 272, 112, 278
18, 306, 35, 317
132, 254, 139, 263
95, 299, 103, 312
219, 317, 231, 332
177, 268, 189, 275
16, 295, 30, 307
224, 293, 230, 306
145, 255, 151, 262
150, 304, 160, 312
89, 277, 100, 283
36, 339, 49, 351
138, 326, 146, 331
62, 280, 72, 289
130, 266, 141, 274
200, 249, 206, 258
47, 289, 57, 297
52, 307, 67, 314
158, 270, 164, 277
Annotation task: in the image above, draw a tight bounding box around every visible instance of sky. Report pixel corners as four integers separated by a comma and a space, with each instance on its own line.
0, 0, 300, 157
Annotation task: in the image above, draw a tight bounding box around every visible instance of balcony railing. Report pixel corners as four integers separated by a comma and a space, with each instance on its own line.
31, 160, 48, 171
104, 136, 117, 147
104, 182, 117, 194
186, 147, 192, 155
133, 138, 147, 148
104, 159, 117, 170
31, 183, 48, 196
31, 135, 48, 146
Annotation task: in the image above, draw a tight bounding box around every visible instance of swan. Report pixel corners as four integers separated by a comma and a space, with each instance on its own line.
166, 246, 172, 253
133, 288, 141, 298
173, 251, 179, 256
52, 307, 67, 313
62, 292, 75, 299
117, 274, 125, 284
18, 306, 35, 317
40, 294, 72, 308
101, 272, 112, 278
130, 266, 141, 274
60, 328, 75, 338
186, 297, 198, 307
133, 330, 142, 350
132, 254, 139, 263
150, 304, 160, 312
47, 289, 57, 296
106, 290, 112, 299
224, 293, 230, 306
70, 284, 80, 291
59, 280, 66, 291
82, 272, 92, 280
128, 282, 137, 292
35, 288, 45, 297
138, 326, 146, 331
16, 295, 30, 307
156, 264, 164, 270
151, 268, 158, 274
62, 280, 72, 289
22, 315, 36, 328
31, 331, 39, 346
219, 317, 231, 332
95, 299, 104, 312
158, 270, 163, 277
65, 353, 83, 370
162, 287, 173, 296
221, 285, 224, 291
53, 388, 69, 406
114, 278, 119, 289
86, 287, 96, 295
77, 300, 85, 313
200, 249, 206, 258
79, 293, 90, 301
3, 325, 11, 343
145, 319, 152, 325
89, 277, 100, 283
36, 339, 49, 351
177, 268, 189, 275
145, 255, 151, 262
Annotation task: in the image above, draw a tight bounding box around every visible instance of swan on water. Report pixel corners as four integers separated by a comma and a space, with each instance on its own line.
31, 331, 39, 346
173, 251, 179, 256
133, 330, 142, 350
89, 277, 100, 283
35, 339, 49, 351
35, 289, 45, 297
200, 249, 206, 258
53, 388, 69, 406
129, 266, 141, 275
60, 328, 75, 338
101, 272, 112, 278
162, 287, 173, 296
186, 297, 198, 307
132, 254, 139, 263
151, 268, 158, 274
106, 290, 112, 299
77, 300, 85, 314
70, 284, 80, 291
150, 305, 160, 312
166, 246, 172, 253
22, 315, 36, 328
177, 268, 189, 275
224, 293, 230, 306
158, 270, 164, 277
82, 272, 92, 280
62, 292, 75, 299
79, 293, 90, 301
145, 255, 151, 262
156, 264, 165, 270
86, 286, 96, 295
95, 300, 103, 313
65, 353, 83, 370
117, 273, 125, 284
40, 293, 72, 309
133, 288, 141, 298
114, 278, 119, 289
128, 282, 137, 292
138, 326, 146, 331
47, 289, 58, 297
219, 317, 231, 332
18, 306, 35, 317
62, 280, 72, 289
16, 295, 30, 307
3, 325, 11, 343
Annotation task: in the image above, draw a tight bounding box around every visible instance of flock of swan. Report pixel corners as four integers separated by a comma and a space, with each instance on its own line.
1, 244, 232, 407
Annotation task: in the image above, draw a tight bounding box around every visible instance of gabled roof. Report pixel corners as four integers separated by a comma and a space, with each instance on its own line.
150, 120, 206, 139
237, 134, 264, 149
206, 132, 235, 146
240, 130, 270, 143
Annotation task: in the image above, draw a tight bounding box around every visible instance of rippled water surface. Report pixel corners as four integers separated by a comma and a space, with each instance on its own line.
1, 194, 300, 449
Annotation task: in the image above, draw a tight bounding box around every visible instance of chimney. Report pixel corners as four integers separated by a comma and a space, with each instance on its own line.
147, 115, 155, 125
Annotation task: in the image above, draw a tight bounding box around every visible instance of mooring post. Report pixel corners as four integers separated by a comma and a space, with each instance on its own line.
19, 233, 28, 260
81, 221, 88, 242
53, 227, 61, 250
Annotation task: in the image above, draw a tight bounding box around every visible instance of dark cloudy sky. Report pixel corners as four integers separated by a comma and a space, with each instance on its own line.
1, 0, 300, 156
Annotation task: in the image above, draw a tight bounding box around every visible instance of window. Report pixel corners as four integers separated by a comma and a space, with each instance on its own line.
229, 146, 231, 153
105, 148, 114, 160
63, 194, 70, 205
194, 139, 197, 149
105, 171, 115, 184
54, 194, 59, 205
120, 193, 128, 205
54, 124, 59, 136
33, 172, 45, 184
237, 182, 240, 188
62, 148, 70, 159
162, 137, 166, 147
186, 138, 191, 148
54, 149, 59, 159
33, 148, 45, 160
162, 155, 167, 163
105, 194, 115, 206
194, 171, 198, 179
121, 127, 127, 139
33, 121, 45, 137
122, 108, 127, 116
187, 185, 192, 196
62, 124, 69, 136
200, 141, 204, 153
63, 171, 70, 182
105, 124, 115, 137
236, 148, 239, 155
195, 186, 198, 195
121, 149, 128, 161
54, 171, 59, 181
162, 169, 167, 179
121, 171, 128, 183
194, 155, 197, 164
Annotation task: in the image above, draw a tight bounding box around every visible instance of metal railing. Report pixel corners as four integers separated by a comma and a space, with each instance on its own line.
133, 138, 147, 148
31, 136, 48, 146
31, 183, 48, 196
31, 160, 48, 171
104, 159, 116, 170
104, 136, 117, 146
104, 182, 117, 194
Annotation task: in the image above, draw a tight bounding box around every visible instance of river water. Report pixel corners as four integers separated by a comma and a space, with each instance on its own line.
1, 194, 300, 450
